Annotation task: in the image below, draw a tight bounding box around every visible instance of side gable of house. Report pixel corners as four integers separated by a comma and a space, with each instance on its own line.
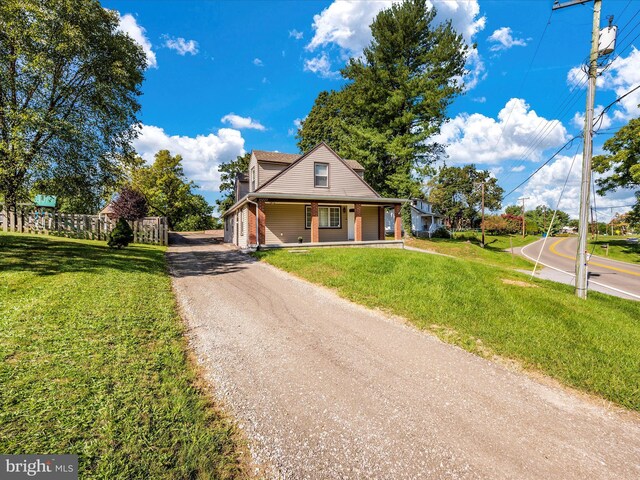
257, 143, 379, 197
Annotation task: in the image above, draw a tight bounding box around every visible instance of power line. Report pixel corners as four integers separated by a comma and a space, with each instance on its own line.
492, 10, 554, 151
499, 4, 640, 184
502, 135, 582, 201
501, 82, 640, 202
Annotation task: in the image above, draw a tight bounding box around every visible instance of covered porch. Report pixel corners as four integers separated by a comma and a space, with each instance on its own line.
244, 194, 404, 248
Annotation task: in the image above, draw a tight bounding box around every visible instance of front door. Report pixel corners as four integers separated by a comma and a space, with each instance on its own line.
347, 206, 355, 240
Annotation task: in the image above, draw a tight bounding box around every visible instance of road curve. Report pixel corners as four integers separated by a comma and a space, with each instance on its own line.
168, 233, 640, 479
521, 236, 640, 301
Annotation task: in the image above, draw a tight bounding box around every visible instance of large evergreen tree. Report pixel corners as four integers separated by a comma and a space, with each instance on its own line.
297, 0, 467, 198
0, 0, 145, 214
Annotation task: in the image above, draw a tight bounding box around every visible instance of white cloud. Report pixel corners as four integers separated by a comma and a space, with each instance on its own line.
487, 27, 527, 52
288, 117, 305, 136
462, 49, 486, 91
566, 47, 640, 121
433, 98, 568, 165
306, 0, 484, 54
289, 29, 304, 40
303, 53, 339, 78
164, 36, 199, 55
520, 153, 636, 220
566, 66, 586, 88
472, 96, 487, 103
489, 166, 503, 177
571, 105, 613, 131
221, 113, 266, 131
253, 58, 264, 67
115, 12, 157, 68
304, 0, 486, 88
511, 165, 526, 172
133, 125, 245, 191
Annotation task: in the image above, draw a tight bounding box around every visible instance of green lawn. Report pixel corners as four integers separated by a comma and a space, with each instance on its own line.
589, 235, 640, 264
0, 233, 245, 479
257, 247, 640, 411
406, 233, 539, 269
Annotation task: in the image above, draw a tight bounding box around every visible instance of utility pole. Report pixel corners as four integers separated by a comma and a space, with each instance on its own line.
519, 197, 529, 238
553, 0, 602, 299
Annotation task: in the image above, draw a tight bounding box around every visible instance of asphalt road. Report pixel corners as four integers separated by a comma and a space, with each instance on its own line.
168, 233, 640, 479
520, 236, 640, 301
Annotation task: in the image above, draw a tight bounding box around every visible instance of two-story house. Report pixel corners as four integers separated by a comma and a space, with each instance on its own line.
223, 142, 405, 248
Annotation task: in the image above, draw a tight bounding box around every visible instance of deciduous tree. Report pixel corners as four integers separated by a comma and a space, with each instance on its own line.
132, 150, 213, 231
427, 165, 503, 230
216, 152, 251, 214
0, 0, 145, 214
593, 117, 640, 227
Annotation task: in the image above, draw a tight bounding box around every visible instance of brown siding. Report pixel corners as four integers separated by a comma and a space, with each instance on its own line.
258, 145, 377, 197
237, 206, 249, 248
258, 162, 287, 188
248, 154, 258, 192
264, 203, 310, 244
362, 206, 379, 241
264, 202, 348, 244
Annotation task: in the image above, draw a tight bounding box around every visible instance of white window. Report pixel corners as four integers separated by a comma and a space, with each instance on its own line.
314, 163, 328, 187
306, 206, 341, 228
250, 167, 256, 191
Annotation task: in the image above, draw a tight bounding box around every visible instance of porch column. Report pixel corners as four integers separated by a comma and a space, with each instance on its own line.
394, 204, 402, 240
248, 203, 257, 245
311, 201, 319, 243
378, 207, 385, 240
354, 203, 362, 242
258, 199, 266, 245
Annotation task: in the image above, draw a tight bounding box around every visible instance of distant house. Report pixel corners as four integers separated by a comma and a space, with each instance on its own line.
384, 198, 444, 237
99, 203, 117, 220
561, 225, 578, 234
223, 142, 405, 248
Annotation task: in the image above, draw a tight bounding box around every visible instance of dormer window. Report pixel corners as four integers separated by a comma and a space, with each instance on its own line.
250, 167, 256, 191
314, 163, 328, 188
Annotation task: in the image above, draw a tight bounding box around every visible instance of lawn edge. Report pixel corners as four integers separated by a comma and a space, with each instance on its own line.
164, 250, 258, 479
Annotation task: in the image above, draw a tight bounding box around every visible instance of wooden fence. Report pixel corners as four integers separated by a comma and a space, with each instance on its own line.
0, 209, 169, 246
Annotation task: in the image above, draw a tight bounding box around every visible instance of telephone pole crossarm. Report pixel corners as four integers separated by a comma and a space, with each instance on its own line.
552, 0, 592, 10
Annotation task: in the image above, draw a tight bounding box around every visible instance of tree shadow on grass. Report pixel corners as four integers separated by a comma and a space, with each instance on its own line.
0, 234, 164, 276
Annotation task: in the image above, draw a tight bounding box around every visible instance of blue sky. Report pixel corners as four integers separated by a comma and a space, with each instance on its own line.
103, 0, 640, 221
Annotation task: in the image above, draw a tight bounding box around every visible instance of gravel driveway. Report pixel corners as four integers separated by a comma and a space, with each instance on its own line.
167, 233, 640, 479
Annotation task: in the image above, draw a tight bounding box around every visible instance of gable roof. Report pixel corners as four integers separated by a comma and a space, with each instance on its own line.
252, 149, 364, 171
255, 142, 379, 197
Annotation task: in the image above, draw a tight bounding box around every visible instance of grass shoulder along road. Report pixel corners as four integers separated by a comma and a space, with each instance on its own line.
0, 233, 246, 479
405, 233, 539, 269
256, 246, 640, 412
589, 235, 640, 264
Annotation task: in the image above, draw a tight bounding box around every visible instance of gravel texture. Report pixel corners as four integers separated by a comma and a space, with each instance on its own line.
168, 233, 640, 479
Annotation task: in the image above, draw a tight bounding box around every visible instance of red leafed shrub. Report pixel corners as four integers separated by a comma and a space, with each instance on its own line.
111, 188, 148, 221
